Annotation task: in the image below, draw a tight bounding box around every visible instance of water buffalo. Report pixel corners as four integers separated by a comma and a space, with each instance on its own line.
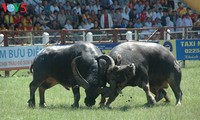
28, 42, 108, 108
98, 42, 182, 107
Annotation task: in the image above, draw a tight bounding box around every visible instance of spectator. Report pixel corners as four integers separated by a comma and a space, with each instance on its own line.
13, 12, 24, 26
49, 11, 59, 21
146, 8, 153, 19
4, 12, 14, 26
35, 1, 43, 15
71, 9, 79, 29
153, 1, 162, 12
63, 1, 72, 11
170, 10, 179, 27
57, 9, 67, 27
156, 8, 163, 20
0, 11, 6, 26
86, 1, 95, 12
118, 0, 128, 7
182, 13, 193, 30
166, 16, 174, 32
93, 0, 101, 14
91, 20, 101, 29
41, 22, 50, 30
129, 8, 139, 22
151, 7, 157, 21
50, 2, 60, 13
140, 9, 147, 22
121, 6, 130, 25
134, 1, 144, 15
97, 9, 102, 21
43, 0, 51, 16
73, 3, 82, 15
100, 0, 112, 10
175, 15, 183, 32
90, 10, 98, 23
144, 1, 151, 11
22, 14, 33, 27
154, 18, 162, 27
110, 0, 120, 11
24, 22, 33, 44
126, 21, 134, 28
161, 10, 168, 26
177, 2, 187, 17
16, 22, 24, 31
78, 21, 88, 29
50, 20, 60, 30
134, 18, 143, 28
100, 9, 113, 28
39, 10, 50, 25
66, 10, 73, 22
121, 18, 128, 28
144, 17, 152, 28
0, 23, 7, 30
81, 4, 87, 15
64, 19, 73, 30
86, 18, 94, 29
82, 10, 91, 23
113, 8, 123, 28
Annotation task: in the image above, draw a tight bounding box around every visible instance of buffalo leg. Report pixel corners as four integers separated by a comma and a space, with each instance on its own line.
105, 91, 119, 108
169, 72, 182, 106
28, 80, 41, 108
71, 87, 80, 108
39, 86, 47, 108
151, 88, 170, 103
142, 81, 156, 106
169, 83, 182, 106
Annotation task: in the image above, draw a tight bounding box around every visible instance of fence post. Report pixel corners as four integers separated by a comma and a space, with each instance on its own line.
0, 34, 4, 45
167, 29, 171, 40
60, 30, 65, 45
3, 32, 10, 77
113, 29, 118, 42
86, 32, 93, 42
126, 31, 132, 41
134, 29, 139, 41
43, 32, 49, 44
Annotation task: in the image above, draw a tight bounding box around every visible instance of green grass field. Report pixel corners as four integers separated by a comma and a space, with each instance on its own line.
0, 61, 200, 120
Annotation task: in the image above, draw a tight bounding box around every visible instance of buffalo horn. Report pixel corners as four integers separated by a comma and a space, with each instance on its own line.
71, 56, 90, 90
96, 54, 115, 71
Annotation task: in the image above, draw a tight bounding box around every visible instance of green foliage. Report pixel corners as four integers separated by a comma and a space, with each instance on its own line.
0, 61, 200, 120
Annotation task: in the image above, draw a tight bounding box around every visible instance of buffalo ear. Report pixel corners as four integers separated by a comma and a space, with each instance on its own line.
116, 54, 122, 65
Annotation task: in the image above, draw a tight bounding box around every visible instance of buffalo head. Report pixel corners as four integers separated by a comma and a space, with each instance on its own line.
96, 54, 136, 98
71, 56, 107, 107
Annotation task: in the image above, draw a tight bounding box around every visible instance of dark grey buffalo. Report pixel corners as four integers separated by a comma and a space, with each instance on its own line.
98, 42, 182, 107
28, 42, 108, 108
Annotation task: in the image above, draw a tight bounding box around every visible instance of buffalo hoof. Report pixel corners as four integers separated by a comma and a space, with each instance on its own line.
28, 101, 35, 108
71, 104, 79, 108
39, 103, 47, 108
99, 104, 112, 109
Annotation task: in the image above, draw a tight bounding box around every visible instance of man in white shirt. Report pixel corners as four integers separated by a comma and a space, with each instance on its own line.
50, 2, 60, 13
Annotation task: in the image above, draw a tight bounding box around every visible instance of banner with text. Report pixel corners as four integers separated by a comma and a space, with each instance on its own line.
0, 46, 44, 70
159, 40, 200, 60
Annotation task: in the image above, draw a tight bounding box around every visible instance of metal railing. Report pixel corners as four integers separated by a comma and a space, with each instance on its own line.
1, 26, 200, 46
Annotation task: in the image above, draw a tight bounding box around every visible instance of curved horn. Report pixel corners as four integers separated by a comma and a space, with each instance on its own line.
96, 54, 115, 71
96, 54, 117, 95
71, 56, 90, 90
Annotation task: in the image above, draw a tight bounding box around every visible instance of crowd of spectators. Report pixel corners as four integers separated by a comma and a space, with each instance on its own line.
0, 0, 199, 32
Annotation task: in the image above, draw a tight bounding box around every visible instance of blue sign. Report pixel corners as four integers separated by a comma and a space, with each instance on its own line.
95, 43, 119, 54
176, 40, 200, 60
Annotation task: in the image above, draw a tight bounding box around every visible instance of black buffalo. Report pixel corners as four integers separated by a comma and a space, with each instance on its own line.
28, 42, 108, 108
98, 42, 182, 107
